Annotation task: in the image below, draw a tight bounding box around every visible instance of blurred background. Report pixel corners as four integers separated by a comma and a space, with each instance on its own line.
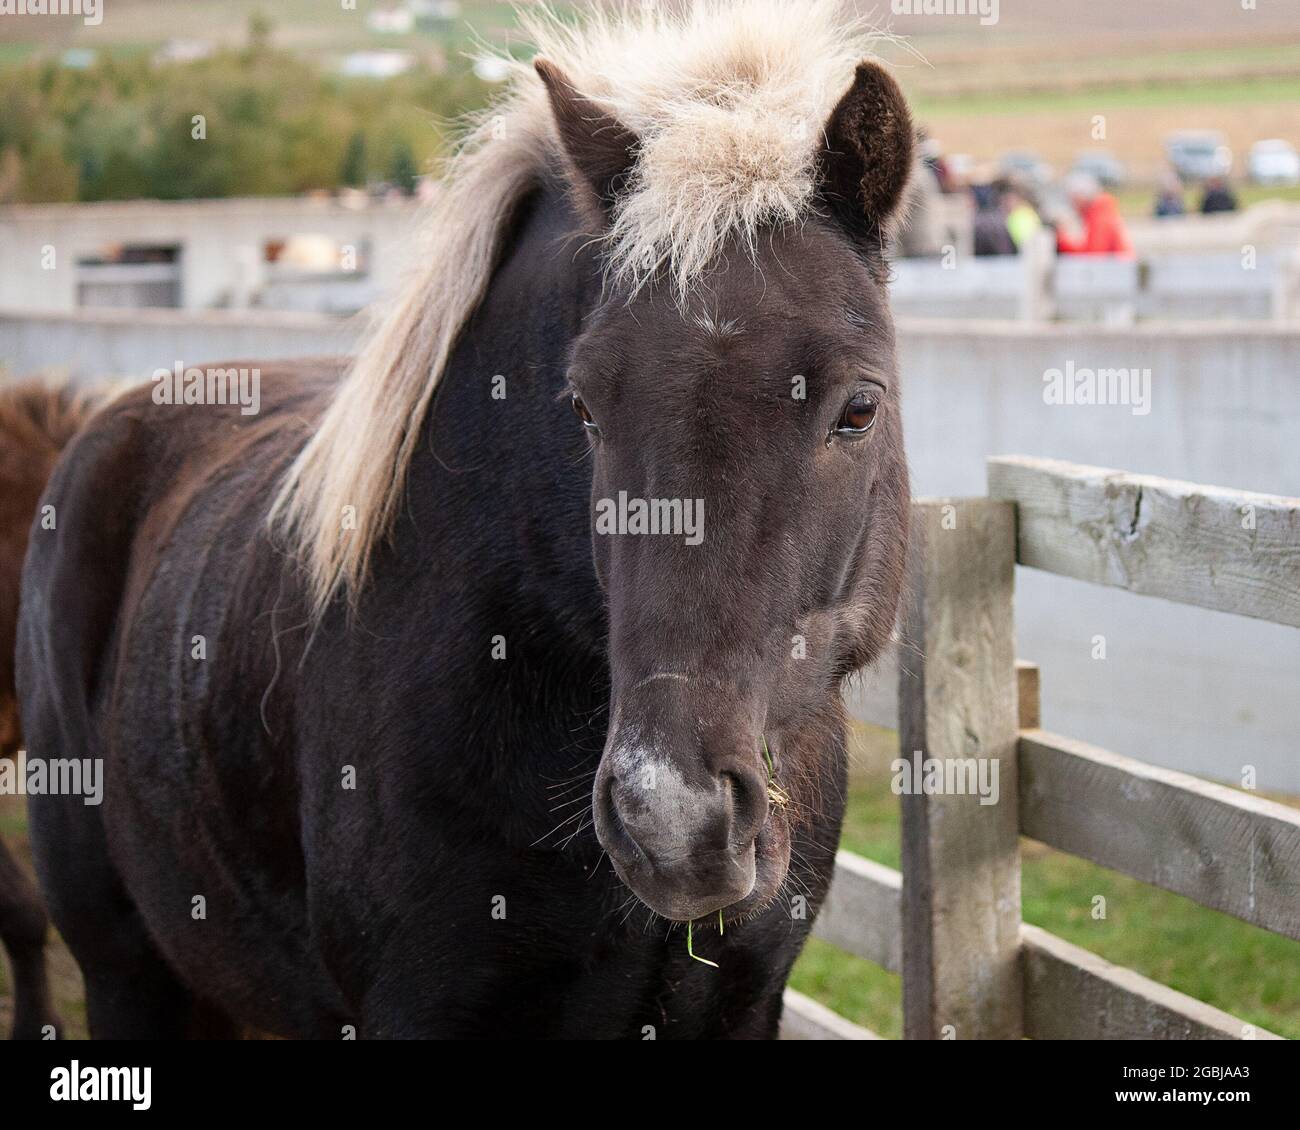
3, 2, 1299, 211
0, 0, 1297, 1039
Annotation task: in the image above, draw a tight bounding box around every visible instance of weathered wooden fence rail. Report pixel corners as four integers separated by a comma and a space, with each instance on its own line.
782, 455, 1299, 1040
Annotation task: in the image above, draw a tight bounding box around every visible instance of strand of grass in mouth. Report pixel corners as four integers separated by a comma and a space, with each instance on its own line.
687, 919, 719, 968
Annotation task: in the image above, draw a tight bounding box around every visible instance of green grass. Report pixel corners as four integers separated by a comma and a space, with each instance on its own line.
0, 42, 38, 65
788, 938, 903, 1040
897, 39, 1300, 99
912, 74, 1300, 118
792, 738, 1300, 1039
0, 0, 574, 59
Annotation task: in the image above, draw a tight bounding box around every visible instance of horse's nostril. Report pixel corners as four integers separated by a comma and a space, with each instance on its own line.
720, 764, 768, 846
597, 772, 645, 864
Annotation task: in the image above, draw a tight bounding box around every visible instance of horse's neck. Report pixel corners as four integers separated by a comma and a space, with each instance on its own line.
354, 180, 613, 831
398, 176, 609, 663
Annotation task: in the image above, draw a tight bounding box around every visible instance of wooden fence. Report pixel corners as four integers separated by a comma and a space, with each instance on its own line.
781, 455, 1300, 1040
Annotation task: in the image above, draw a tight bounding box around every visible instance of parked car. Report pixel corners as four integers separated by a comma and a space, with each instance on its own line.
1247, 139, 1300, 186
1070, 149, 1126, 189
1164, 130, 1232, 182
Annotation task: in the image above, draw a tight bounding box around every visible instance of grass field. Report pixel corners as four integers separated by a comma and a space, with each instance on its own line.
0, 0, 553, 55
3, 722, 1297, 1040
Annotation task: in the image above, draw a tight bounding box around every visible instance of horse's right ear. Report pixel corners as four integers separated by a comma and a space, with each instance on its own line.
815, 61, 914, 250
535, 58, 638, 224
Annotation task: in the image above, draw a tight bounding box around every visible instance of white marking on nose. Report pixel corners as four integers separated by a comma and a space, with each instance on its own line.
607, 724, 701, 858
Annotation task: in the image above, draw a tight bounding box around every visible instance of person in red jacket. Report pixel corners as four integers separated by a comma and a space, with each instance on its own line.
1056, 172, 1134, 257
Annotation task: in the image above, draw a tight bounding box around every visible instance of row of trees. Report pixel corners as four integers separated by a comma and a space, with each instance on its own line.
0, 42, 492, 204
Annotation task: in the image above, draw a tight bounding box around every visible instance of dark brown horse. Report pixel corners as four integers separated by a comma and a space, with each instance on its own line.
0, 380, 105, 1039
16, 3, 913, 1038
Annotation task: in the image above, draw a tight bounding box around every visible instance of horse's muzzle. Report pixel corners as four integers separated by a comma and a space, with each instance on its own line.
593, 726, 770, 921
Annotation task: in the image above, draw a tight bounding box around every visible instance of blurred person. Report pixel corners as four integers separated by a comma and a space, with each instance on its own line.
1056, 171, 1133, 257
970, 176, 998, 212
919, 133, 955, 193
1153, 172, 1186, 218
896, 155, 945, 258
1199, 175, 1238, 214
972, 180, 1015, 256
1002, 181, 1043, 250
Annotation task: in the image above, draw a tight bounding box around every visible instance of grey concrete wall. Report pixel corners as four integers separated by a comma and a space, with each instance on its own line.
7, 197, 1300, 321
890, 247, 1298, 322
2, 310, 1297, 790
0, 307, 364, 380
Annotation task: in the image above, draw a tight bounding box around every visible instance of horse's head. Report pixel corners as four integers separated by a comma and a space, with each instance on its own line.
538, 59, 913, 922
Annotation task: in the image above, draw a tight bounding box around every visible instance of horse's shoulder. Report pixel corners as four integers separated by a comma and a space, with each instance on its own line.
49, 358, 334, 505
95, 355, 339, 444
21, 359, 343, 722
33, 355, 342, 596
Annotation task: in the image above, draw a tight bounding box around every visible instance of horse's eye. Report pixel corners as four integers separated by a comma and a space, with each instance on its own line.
834, 392, 879, 438
571, 393, 598, 433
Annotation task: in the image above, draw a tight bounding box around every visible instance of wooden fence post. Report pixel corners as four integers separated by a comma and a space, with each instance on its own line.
1272, 245, 1300, 324
1018, 228, 1056, 323
898, 498, 1022, 1039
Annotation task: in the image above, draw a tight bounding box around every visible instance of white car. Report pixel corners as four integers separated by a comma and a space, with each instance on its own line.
1164, 130, 1232, 182
1248, 140, 1300, 186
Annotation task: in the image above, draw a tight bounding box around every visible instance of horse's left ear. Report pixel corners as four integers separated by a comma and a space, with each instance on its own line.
535, 58, 638, 224
816, 61, 914, 246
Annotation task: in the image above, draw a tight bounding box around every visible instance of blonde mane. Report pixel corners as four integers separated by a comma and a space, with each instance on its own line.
270, 0, 884, 615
